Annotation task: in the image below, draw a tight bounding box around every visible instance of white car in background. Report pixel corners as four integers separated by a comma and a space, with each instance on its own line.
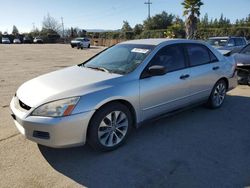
2, 37, 10, 44
70, 37, 90, 49
33, 37, 43, 44
13, 38, 21, 44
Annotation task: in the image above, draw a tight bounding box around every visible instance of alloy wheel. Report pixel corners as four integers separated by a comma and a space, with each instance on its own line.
98, 111, 128, 147
213, 82, 226, 107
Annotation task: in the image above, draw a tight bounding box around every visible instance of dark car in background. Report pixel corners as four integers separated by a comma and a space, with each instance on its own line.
207, 36, 247, 52
233, 43, 250, 85
23, 37, 32, 44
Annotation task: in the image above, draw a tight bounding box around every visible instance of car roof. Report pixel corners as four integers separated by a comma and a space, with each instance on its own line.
209, 36, 245, 39
120, 38, 204, 46
209, 37, 229, 40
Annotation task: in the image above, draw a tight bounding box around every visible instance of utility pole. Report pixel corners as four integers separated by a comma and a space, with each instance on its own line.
144, 0, 152, 19
61, 17, 65, 43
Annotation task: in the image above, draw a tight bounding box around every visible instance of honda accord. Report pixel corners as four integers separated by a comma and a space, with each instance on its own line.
10, 39, 237, 151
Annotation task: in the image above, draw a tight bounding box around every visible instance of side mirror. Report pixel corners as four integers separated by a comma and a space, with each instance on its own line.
148, 65, 167, 76
228, 43, 235, 47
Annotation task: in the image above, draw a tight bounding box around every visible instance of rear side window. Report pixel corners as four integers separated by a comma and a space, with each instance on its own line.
242, 38, 247, 45
186, 44, 211, 66
235, 38, 243, 46
149, 45, 186, 72
209, 50, 218, 62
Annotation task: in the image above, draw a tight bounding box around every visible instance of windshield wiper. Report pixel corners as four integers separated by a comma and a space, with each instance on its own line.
84, 66, 111, 73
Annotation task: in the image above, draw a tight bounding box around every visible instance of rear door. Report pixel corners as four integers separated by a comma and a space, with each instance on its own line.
185, 43, 221, 102
139, 44, 191, 120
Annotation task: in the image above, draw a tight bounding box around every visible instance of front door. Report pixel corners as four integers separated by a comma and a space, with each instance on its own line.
139, 44, 191, 121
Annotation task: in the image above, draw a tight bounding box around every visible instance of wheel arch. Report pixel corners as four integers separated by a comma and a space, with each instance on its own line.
86, 99, 137, 140
218, 77, 229, 90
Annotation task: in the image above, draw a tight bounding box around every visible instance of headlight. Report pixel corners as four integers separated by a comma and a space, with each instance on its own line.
31, 97, 80, 117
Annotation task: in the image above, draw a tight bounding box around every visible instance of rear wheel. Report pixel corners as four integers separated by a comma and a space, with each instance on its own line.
207, 80, 227, 109
88, 103, 132, 151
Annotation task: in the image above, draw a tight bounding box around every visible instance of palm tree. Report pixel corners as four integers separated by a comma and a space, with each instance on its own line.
182, 0, 204, 39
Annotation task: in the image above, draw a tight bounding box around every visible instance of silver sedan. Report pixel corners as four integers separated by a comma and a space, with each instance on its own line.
10, 39, 237, 151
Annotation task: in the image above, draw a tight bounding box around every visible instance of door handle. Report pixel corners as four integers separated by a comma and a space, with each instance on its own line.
213, 66, 220, 70
180, 74, 190, 80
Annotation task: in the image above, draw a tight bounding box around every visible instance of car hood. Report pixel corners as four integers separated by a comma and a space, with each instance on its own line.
234, 53, 250, 66
218, 49, 231, 56
16, 66, 122, 107
71, 40, 81, 43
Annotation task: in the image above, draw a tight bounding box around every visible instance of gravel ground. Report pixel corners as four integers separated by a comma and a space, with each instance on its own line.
0, 44, 250, 188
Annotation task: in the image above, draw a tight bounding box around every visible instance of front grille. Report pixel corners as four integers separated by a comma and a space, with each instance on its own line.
19, 100, 31, 111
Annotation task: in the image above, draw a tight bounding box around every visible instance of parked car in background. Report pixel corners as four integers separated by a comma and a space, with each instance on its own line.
233, 43, 250, 85
2, 37, 11, 44
13, 38, 21, 44
10, 39, 237, 151
23, 37, 32, 44
70, 37, 90, 48
33, 37, 43, 44
207, 36, 247, 52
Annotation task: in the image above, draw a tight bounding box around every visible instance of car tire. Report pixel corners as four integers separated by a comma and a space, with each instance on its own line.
207, 79, 227, 109
88, 102, 132, 151
88, 44, 90, 48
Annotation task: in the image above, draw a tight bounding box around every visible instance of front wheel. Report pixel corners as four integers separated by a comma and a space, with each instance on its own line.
207, 80, 227, 109
88, 103, 132, 151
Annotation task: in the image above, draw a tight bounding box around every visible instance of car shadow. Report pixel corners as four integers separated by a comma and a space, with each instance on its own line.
38, 95, 250, 188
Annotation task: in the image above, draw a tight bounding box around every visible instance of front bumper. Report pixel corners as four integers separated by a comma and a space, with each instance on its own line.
10, 97, 95, 148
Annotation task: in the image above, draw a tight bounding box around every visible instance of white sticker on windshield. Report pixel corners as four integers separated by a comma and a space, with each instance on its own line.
131, 48, 149, 54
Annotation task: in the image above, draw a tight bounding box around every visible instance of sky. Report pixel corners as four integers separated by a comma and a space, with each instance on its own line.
0, 0, 249, 33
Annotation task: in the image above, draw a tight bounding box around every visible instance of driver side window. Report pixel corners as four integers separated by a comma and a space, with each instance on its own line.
149, 45, 186, 72
228, 39, 235, 46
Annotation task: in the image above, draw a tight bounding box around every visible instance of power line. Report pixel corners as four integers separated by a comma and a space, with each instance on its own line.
144, 0, 152, 19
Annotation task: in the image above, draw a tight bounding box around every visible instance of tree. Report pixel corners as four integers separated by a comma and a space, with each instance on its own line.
120, 21, 134, 39
121, 21, 132, 32
200, 13, 209, 28
29, 28, 41, 38
182, 0, 204, 39
42, 14, 61, 34
166, 16, 185, 38
133, 24, 143, 36
143, 11, 174, 30
12, 25, 19, 36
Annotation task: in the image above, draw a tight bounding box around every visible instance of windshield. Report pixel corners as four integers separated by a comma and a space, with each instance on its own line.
75, 38, 83, 41
81, 44, 155, 75
207, 39, 228, 47
240, 44, 250, 55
